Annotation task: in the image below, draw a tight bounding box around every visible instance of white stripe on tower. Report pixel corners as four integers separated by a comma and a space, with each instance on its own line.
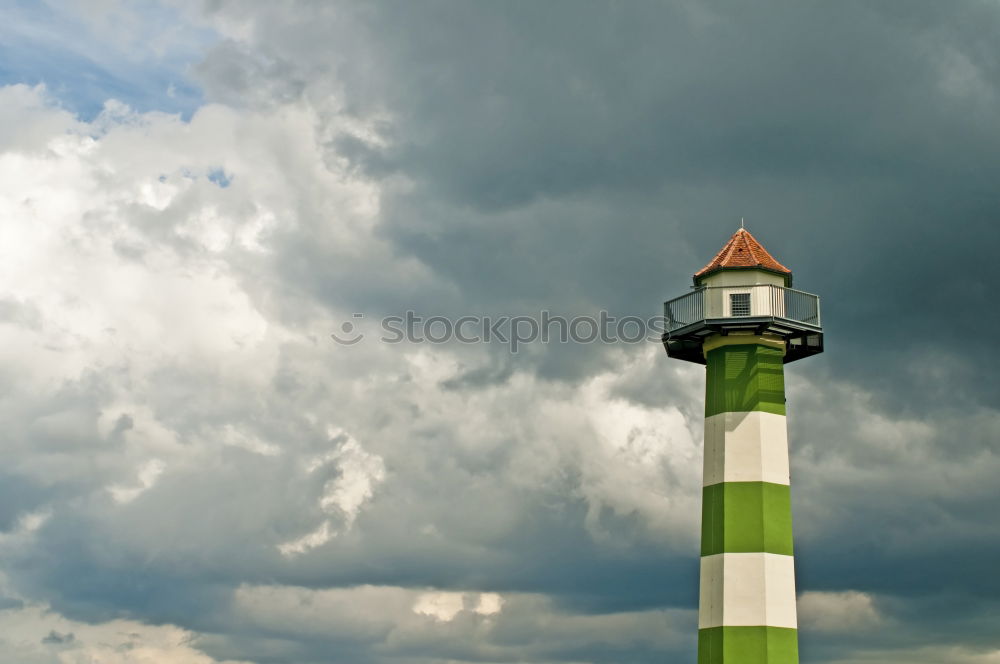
704, 411, 790, 486
699, 553, 797, 628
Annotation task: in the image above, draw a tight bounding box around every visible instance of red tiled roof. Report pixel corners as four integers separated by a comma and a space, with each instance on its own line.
694, 228, 791, 280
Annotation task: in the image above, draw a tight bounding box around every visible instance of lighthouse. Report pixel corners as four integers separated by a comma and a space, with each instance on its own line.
663, 228, 823, 663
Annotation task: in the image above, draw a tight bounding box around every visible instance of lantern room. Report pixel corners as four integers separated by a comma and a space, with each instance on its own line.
662, 228, 824, 364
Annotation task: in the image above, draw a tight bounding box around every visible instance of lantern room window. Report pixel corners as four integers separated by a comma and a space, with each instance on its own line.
730, 292, 751, 317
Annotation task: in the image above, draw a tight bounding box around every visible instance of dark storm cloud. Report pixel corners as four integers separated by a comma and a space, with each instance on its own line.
197, 0, 1000, 398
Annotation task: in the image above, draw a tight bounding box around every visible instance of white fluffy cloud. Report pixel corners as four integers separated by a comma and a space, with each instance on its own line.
279, 430, 386, 556
798, 590, 883, 633
227, 583, 689, 661
0, 82, 704, 662
0, 584, 248, 664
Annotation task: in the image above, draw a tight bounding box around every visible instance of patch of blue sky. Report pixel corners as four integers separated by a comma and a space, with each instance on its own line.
0, 0, 218, 121
206, 168, 232, 188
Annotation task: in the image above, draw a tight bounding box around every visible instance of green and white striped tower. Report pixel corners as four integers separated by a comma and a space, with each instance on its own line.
662, 228, 824, 664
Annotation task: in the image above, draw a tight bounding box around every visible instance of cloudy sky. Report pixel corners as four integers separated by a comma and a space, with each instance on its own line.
1, 1, 999, 662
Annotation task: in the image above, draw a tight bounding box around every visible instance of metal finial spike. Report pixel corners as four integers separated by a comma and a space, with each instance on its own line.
740, 217, 745, 230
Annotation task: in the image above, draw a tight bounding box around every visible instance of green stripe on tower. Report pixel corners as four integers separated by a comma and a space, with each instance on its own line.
701, 482, 793, 556
698, 627, 799, 664
705, 344, 785, 418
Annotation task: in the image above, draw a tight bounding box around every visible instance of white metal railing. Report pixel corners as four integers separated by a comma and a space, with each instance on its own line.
664, 284, 820, 333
